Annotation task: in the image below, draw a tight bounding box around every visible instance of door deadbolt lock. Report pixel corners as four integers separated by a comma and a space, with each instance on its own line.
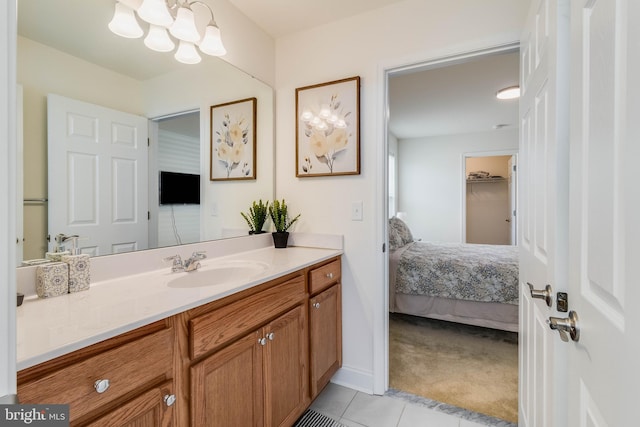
527, 283, 553, 307
547, 311, 580, 342
557, 292, 569, 312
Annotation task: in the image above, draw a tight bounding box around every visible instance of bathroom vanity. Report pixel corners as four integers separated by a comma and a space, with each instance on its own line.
16, 244, 342, 426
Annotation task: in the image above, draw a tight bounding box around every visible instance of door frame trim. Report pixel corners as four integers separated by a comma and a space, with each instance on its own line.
375, 40, 521, 394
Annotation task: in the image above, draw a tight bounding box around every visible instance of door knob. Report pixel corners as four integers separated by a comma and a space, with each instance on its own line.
527, 283, 553, 307
547, 311, 580, 342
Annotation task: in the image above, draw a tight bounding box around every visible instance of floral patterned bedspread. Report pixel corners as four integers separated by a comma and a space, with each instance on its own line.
391, 241, 519, 305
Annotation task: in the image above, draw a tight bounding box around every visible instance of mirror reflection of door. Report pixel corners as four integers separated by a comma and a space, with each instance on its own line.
465, 154, 516, 245
47, 94, 149, 257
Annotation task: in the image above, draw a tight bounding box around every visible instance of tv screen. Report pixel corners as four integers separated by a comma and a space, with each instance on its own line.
159, 171, 200, 205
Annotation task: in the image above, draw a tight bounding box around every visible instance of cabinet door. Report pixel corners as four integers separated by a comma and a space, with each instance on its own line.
86, 380, 174, 427
263, 305, 308, 427
190, 331, 264, 427
309, 284, 342, 398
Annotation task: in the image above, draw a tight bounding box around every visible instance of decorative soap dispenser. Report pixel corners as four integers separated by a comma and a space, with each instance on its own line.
61, 235, 91, 293
45, 233, 72, 262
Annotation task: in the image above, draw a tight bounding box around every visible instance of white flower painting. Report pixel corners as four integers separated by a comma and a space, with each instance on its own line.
210, 97, 256, 180
296, 77, 360, 177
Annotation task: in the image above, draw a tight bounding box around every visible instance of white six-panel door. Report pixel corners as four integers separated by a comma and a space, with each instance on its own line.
48, 94, 149, 256
519, 0, 570, 426
567, 0, 640, 425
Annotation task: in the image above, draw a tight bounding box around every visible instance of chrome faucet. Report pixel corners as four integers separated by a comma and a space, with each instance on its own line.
184, 251, 207, 271
164, 251, 207, 273
164, 254, 185, 273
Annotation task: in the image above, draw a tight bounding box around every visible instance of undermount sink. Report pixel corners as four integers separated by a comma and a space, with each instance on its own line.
167, 260, 270, 289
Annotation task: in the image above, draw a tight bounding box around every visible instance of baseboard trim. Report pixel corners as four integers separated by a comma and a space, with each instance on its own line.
329, 365, 375, 395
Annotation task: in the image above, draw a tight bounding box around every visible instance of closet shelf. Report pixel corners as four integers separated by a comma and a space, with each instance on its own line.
466, 177, 506, 183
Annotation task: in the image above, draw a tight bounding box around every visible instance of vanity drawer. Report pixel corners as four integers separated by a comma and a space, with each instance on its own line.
18, 328, 173, 422
190, 274, 306, 359
309, 259, 341, 295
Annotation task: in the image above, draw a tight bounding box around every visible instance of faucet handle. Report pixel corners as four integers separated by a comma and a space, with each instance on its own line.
163, 254, 184, 272
191, 251, 207, 260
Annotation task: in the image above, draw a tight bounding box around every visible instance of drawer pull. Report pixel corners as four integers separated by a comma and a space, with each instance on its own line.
326, 273, 334, 279
164, 394, 176, 407
258, 337, 267, 346
94, 379, 110, 394
313, 302, 320, 309
267, 332, 275, 341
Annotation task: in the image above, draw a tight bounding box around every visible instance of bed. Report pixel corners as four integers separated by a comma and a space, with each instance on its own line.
388, 217, 519, 332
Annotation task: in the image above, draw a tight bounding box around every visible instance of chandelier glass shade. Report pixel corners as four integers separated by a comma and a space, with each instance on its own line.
108, 0, 227, 64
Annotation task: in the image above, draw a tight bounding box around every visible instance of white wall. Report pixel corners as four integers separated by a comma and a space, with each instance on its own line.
399, 130, 518, 243
275, 0, 527, 392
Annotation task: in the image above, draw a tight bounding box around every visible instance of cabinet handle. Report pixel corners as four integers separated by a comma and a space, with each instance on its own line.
326, 272, 334, 279
258, 337, 267, 346
94, 379, 110, 394
313, 302, 320, 309
164, 394, 176, 407
267, 332, 275, 341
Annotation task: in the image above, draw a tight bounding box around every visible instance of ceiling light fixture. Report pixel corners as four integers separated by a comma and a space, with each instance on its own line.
108, 0, 227, 65
496, 86, 521, 100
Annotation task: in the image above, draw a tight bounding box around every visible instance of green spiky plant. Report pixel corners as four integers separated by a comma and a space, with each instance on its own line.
240, 200, 269, 234
268, 199, 300, 232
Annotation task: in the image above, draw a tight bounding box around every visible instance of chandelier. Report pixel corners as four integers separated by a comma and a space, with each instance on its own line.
108, 0, 227, 65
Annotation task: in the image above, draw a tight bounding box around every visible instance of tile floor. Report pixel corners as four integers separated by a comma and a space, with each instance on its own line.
310, 383, 511, 427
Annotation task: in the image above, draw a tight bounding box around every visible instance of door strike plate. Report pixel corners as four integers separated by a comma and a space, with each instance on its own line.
557, 292, 569, 313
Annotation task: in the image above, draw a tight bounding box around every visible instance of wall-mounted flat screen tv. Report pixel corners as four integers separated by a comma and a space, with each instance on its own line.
159, 171, 200, 205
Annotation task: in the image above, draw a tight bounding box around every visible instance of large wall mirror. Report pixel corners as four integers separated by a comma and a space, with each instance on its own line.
16, 0, 275, 266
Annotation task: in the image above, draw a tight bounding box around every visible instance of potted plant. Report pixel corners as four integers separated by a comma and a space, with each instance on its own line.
268, 199, 301, 248
240, 200, 269, 234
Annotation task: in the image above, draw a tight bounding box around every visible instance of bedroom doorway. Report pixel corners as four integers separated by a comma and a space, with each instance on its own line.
385, 44, 520, 424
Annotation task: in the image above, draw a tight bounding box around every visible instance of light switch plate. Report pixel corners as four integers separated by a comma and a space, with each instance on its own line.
351, 201, 363, 221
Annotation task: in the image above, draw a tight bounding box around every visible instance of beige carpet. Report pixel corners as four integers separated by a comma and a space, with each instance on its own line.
389, 313, 518, 423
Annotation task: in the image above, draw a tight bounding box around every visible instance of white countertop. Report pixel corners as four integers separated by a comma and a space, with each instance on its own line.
17, 246, 342, 371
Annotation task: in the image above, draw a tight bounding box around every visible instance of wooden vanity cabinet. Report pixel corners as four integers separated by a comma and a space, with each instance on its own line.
86, 380, 175, 427
18, 256, 342, 427
186, 272, 309, 427
17, 320, 176, 427
307, 258, 342, 399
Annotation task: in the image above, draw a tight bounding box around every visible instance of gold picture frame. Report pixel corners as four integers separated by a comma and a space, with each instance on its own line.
295, 76, 360, 177
210, 97, 257, 181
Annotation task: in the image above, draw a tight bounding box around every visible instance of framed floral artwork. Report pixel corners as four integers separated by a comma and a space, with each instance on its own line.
210, 97, 257, 181
296, 76, 360, 177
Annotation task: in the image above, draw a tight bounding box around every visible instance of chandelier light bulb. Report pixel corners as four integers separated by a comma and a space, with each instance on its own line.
170, 7, 201, 43
108, 2, 143, 39
175, 40, 202, 64
144, 25, 175, 52
199, 25, 227, 56
137, 0, 174, 27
